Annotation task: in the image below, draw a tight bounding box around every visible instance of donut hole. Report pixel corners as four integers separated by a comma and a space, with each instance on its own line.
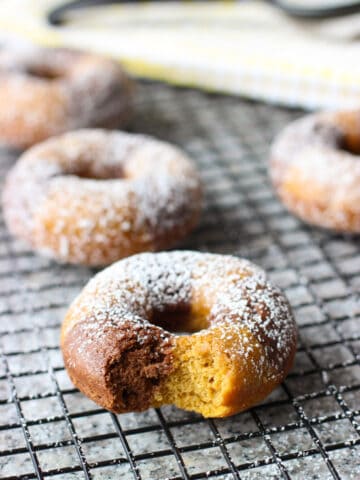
151, 308, 209, 335
338, 136, 360, 156
26, 66, 63, 81
59, 163, 124, 180
71, 167, 124, 180
333, 112, 360, 155
313, 121, 360, 155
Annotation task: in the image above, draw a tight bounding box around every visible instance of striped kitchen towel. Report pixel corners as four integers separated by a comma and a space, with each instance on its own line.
1, 0, 360, 110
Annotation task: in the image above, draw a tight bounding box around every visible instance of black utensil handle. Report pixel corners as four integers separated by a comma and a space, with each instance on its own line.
47, 0, 360, 25
270, 0, 360, 19
48, 0, 124, 25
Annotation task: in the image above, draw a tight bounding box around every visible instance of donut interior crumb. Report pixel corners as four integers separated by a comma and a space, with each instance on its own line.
153, 331, 234, 417
151, 309, 256, 418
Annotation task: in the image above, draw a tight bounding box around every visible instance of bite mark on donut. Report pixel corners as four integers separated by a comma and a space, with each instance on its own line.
62, 317, 175, 412
106, 329, 174, 411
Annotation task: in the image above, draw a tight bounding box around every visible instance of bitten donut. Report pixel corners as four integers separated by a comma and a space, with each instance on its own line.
270, 110, 360, 233
2, 130, 202, 266
61, 251, 297, 418
0, 45, 133, 149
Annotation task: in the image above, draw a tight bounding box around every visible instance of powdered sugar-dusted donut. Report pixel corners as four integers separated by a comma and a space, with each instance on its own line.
2, 130, 202, 266
270, 110, 360, 233
0, 46, 133, 149
61, 251, 297, 417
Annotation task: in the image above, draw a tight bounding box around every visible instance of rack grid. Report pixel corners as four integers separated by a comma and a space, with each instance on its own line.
0, 82, 359, 480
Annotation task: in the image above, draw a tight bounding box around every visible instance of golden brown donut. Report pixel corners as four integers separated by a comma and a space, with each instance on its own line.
0, 46, 133, 149
2, 130, 202, 266
270, 110, 360, 233
61, 251, 297, 418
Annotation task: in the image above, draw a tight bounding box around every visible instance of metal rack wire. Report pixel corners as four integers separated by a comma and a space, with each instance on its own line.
0, 82, 359, 480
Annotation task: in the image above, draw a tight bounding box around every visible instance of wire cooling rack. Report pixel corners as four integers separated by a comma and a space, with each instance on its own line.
0, 82, 359, 480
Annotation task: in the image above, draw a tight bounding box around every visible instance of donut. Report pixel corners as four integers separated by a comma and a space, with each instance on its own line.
2, 130, 202, 266
270, 110, 360, 233
0, 46, 133, 149
61, 251, 297, 418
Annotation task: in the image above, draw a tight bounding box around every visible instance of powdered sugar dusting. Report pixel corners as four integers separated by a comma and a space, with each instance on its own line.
3, 130, 202, 265
64, 251, 297, 379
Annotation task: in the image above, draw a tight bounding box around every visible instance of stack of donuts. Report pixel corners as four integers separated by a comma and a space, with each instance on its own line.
1, 44, 304, 418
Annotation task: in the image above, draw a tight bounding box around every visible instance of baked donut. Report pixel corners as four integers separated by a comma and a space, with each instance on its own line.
0, 45, 133, 149
270, 110, 360, 233
61, 251, 297, 418
2, 130, 202, 266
